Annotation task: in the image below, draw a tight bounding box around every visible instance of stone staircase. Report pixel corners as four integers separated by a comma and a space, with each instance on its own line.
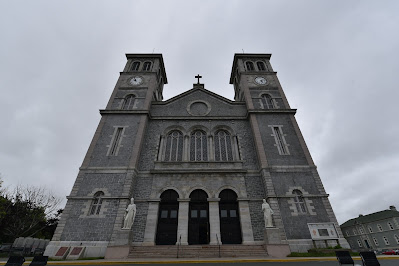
128, 244, 268, 258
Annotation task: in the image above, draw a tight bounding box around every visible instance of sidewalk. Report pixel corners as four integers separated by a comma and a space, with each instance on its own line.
0, 255, 398, 265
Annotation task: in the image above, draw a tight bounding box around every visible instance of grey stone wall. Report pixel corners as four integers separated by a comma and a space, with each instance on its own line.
75, 173, 127, 196
131, 202, 149, 243
256, 114, 308, 166
88, 115, 141, 168
60, 199, 118, 241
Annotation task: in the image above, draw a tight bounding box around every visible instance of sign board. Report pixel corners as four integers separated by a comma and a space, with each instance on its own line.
307, 223, 338, 240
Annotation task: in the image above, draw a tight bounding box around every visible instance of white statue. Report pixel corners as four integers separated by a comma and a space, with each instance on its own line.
262, 199, 274, 228
122, 198, 136, 229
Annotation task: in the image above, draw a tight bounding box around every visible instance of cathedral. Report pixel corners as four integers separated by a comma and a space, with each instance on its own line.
44, 53, 349, 258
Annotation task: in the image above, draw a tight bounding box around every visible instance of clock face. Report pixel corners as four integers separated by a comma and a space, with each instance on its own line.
255, 77, 267, 85
130, 76, 143, 86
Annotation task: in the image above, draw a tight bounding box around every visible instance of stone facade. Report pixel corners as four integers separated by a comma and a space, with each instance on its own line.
341, 206, 399, 252
45, 53, 348, 258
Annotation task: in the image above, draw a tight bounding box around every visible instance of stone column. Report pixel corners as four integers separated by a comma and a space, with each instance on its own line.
142, 200, 160, 246
183, 135, 189, 161
176, 199, 189, 245
238, 199, 255, 244
233, 135, 240, 160
157, 135, 165, 161
208, 198, 221, 245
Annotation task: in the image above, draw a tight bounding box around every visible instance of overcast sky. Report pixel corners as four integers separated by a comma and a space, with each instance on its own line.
0, 0, 398, 224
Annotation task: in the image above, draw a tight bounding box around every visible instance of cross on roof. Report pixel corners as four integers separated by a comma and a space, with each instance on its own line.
195, 74, 202, 84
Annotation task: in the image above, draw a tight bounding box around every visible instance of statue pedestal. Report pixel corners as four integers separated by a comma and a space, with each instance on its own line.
264, 227, 291, 258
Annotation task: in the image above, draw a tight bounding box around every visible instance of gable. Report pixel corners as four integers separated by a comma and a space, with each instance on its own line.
150, 88, 247, 118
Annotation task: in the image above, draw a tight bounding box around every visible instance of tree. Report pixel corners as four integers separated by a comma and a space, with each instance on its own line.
0, 182, 62, 243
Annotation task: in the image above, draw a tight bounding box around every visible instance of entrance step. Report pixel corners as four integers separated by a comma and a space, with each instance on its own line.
128, 244, 268, 258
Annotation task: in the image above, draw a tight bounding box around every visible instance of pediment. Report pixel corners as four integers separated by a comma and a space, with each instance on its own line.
151, 88, 247, 118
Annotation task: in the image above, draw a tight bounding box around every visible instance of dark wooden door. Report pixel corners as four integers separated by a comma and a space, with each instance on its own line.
219, 189, 242, 244
156, 190, 179, 245
188, 190, 209, 245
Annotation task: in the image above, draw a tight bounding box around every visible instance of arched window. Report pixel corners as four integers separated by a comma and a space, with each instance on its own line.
261, 94, 275, 109
143, 62, 152, 71
245, 61, 254, 71
214, 130, 233, 161
383, 236, 390, 245
190, 130, 208, 161
293, 190, 306, 214
90, 191, 104, 215
394, 234, 399, 244
164, 130, 183, 161
122, 95, 136, 110
257, 61, 266, 71
373, 237, 379, 246
131, 61, 140, 71
368, 226, 373, 233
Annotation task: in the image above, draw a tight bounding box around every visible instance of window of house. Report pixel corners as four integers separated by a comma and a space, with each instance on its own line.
394, 234, 399, 244
190, 130, 208, 161
383, 236, 390, 245
353, 229, 357, 235
214, 130, 233, 161
368, 226, 373, 233
388, 222, 394, 230
357, 239, 362, 247
377, 224, 383, 232
261, 94, 275, 109
346, 231, 350, 237
164, 130, 183, 161
143, 61, 152, 71
293, 190, 307, 214
131, 61, 140, 71
108, 127, 124, 156
245, 61, 254, 71
122, 95, 136, 110
373, 237, 379, 246
359, 227, 364, 234
257, 61, 266, 71
272, 126, 289, 155
90, 191, 104, 215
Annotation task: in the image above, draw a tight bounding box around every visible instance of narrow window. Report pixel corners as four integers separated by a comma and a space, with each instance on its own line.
131, 61, 140, 71
353, 229, 357, 235
359, 227, 364, 234
261, 94, 275, 109
122, 95, 136, 110
214, 130, 233, 161
108, 127, 124, 156
190, 130, 208, 161
293, 190, 306, 214
377, 224, 383, 232
143, 62, 152, 71
164, 130, 183, 161
346, 231, 350, 237
388, 222, 394, 230
245, 61, 254, 71
368, 226, 373, 233
373, 237, 379, 246
257, 61, 266, 71
272, 127, 289, 155
383, 236, 390, 245
90, 191, 104, 215
394, 234, 399, 244
357, 239, 362, 247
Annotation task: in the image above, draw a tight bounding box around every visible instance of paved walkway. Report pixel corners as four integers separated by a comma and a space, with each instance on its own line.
1, 255, 398, 265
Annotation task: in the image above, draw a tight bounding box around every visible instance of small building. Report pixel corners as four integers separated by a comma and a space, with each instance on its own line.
340, 206, 399, 252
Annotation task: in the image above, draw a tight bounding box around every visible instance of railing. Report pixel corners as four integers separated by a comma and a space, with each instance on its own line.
176, 235, 182, 258
216, 234, 221, 258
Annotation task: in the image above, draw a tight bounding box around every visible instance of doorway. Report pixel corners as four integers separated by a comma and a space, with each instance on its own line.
188, 189, 209, 245
155, 190, 179, 245
219, 189, 242, 244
